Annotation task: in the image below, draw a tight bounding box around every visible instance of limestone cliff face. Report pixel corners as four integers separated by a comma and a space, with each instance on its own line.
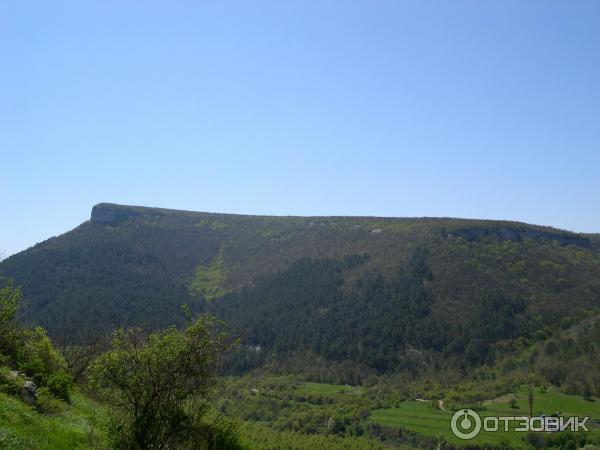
90, 203, 141, 225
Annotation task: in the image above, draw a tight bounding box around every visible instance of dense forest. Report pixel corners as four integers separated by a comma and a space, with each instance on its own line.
2, 204, 600, 449
536, 313, 600, 396
1, 203, 599, 383
211, 249, 532, 378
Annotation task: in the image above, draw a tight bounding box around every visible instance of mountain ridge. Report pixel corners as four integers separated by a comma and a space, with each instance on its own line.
2, 203, 600, 377
89, 202, 597, 235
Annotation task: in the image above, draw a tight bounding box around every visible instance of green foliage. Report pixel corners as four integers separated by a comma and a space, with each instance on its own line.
46, 371, 73, 402
196, 219, 230, 232
219, 375, 600, 449
89, 314, 242, 450
35, 386, 67, 414
0, 284, 73, 401
295, 381, 359, 396
0, 282, 19, 327
17, 327, 67, 380
0, 214, 219, 331
3, 203, 598, 342
0, 390, 108, 449
0, 282, 20, 362
216, 376, 392, 447
535, 314, 600, 396
211, 249, 530, 375
2, 203, 600, 393
240, 421, 392, 450
16, 327, 73, 400
191, 252, 228, 301
370, 384, 600, 448
0, 367, 20, 396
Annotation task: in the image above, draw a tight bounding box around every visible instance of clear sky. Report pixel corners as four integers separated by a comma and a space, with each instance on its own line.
1, 1, 599, 258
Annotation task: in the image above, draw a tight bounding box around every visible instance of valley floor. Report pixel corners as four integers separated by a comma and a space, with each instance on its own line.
2, 377, 600, 450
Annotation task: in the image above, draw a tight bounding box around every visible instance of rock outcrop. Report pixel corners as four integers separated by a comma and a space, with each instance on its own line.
21, 380, 37, 405
90, 203, 142, 225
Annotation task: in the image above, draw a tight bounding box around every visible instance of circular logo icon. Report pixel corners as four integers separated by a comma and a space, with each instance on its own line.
451, 408, 481, 440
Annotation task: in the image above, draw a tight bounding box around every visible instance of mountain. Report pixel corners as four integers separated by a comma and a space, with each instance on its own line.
1, 203, 600, 376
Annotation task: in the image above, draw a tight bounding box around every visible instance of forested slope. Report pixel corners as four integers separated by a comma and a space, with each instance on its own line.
2, 203, 599, 376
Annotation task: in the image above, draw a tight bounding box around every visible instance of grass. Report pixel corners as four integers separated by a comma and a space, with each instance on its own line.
295, 382, 359, 396
190, 252, 228, 300
370, 400, 529, 447
5, 376, 595, 449
0, 390, 108, 449
370, 385, 600, 448
485, 384, 600, 418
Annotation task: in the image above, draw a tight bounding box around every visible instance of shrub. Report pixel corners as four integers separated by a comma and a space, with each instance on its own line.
17, 328, 66, 379
0, 367, 20, 396
90, 314, 243, 450
46, 371, 73, 402
0, 282, 73, 405
36, 387, 66, 414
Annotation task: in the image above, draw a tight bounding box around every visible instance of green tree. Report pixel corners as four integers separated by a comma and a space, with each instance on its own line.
17, 326, 72, 400
0, 281, 19, 325
528, 380, 534, 418
0, 281, 20, 360
90, 314, 242, 450
0, 281, 73, 400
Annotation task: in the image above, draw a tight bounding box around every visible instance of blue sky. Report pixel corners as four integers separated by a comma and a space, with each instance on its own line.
1, 1, 599, 257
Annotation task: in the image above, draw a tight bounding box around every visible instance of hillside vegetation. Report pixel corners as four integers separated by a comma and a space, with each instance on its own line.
1, 203, 599, 382
2, 203, 600, 448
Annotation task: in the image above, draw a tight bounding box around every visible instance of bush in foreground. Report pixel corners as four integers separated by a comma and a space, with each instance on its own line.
90, 313, 244, 450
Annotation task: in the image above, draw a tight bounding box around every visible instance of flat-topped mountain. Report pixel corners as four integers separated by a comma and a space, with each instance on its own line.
2, 203, 599, 374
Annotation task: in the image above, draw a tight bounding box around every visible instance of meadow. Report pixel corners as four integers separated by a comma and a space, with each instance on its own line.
369, 384, 600, 448
0, 390, 108, 449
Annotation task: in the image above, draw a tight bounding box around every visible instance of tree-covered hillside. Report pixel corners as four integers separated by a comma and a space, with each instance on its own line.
1, 203, 599, 376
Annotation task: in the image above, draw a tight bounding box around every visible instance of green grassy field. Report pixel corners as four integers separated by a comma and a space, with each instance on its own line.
370, 385, 600, 448
295, 382, 360, 396
485, 384, 600, 418
0, 390, 108, 450
370, 400, 528, 447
